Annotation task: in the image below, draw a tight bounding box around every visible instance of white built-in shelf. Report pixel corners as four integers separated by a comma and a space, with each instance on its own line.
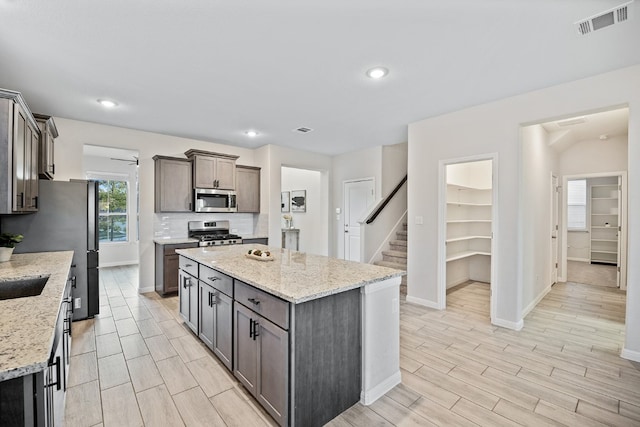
446, 251, 491, 262
591, 197, 618, 200
591, 249, 617, 255
446, 219, 491, 224
592, 226, 618, 229
592, 239, 618, 243
446, 235, 491, 243
591, 213, 617, 216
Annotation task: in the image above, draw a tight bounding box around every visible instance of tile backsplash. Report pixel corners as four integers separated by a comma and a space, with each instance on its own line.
154, 213, 268, 239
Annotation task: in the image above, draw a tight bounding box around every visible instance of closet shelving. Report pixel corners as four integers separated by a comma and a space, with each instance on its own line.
445, 184, 492, 287
590, 177, 620, 265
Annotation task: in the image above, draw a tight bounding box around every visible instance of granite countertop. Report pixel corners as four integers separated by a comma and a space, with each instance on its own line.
176, 245, 405, 304
153, 238, 199, 245
0, 251, 74, 381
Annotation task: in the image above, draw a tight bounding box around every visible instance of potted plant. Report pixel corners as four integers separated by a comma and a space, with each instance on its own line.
0, 233, 23, 262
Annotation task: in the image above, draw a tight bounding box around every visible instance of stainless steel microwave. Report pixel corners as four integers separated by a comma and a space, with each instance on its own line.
194, 188, 237, 212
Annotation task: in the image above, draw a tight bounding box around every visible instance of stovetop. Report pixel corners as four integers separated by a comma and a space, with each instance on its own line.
188, 220, 243, 246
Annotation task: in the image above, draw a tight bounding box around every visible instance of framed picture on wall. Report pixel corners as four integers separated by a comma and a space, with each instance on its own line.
291, 190, 306, 212
281, 191, 290, 212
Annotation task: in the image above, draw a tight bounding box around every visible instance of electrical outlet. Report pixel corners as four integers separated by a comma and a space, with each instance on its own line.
74, 298, 81, 309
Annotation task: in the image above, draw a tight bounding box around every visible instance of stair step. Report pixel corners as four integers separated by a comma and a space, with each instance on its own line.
390, 239, 407, 247
382, 250, 407, 259
374, 260, 406, 271
396, 230, 408, 241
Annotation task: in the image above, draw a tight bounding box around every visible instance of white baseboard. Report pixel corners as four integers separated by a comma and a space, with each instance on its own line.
406, 295, 441, 309
138, 286, 155, 294
360, 370, 402, 405
492, 317, 524, 331
621, 348, 640, 362
446, 277, 470, 290
522, 285, 552, 318
99, 260, 139, 268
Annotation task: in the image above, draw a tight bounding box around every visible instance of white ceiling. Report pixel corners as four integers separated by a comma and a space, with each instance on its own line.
542, 107, 629, 152
1, 0, 639, 156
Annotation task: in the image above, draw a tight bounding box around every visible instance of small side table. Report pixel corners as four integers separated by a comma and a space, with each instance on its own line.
282, 228, 300, 251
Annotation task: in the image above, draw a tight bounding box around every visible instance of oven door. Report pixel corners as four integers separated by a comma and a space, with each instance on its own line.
194, 189, 237, 212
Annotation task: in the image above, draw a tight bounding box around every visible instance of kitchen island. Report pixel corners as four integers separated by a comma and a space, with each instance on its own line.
176, 245, 404, 427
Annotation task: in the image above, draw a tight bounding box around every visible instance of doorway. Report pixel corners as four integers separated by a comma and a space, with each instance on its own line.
439, 156, 497, 321
551, 174, 559, 285
343, 178, 375, 262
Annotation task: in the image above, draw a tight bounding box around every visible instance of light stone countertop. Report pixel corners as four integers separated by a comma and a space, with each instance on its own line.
0, 251, 74, 381
176, 245, 405, 304
153, 238, 199, 245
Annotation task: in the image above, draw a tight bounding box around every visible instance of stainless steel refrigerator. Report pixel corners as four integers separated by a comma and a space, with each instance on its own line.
3, 179, 99, 320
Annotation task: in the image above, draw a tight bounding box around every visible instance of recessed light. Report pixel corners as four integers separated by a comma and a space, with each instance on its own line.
97, 99, 118, 108
366, 67, 389, 79
599, 134, 609, 140
245, 130, 259, 137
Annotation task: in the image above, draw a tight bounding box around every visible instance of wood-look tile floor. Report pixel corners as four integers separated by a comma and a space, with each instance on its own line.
65, 267, 640, 427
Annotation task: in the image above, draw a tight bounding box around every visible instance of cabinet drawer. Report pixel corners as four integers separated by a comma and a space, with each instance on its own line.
235, 280, 289, 330
200, 265, 233, 297
179, 256, 198, 277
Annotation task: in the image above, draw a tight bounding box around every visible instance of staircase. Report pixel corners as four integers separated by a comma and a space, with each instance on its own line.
374, 223, 408, 294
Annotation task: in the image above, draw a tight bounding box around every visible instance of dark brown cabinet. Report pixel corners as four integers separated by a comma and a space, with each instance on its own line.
234, 303, 288, 426
153, 156, 192, 212
236, 165, 261, 213
178, 266, 198, 334
155, 242, 198, 295
0, 90, 40, 214
199, 280, 233, 370
185, 149, 238, 190
33, 114, 57, 180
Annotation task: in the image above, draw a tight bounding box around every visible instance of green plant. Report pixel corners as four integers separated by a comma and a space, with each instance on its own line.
0, 233, 23, 248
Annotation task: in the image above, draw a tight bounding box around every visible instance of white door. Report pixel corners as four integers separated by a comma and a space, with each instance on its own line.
551, 175, 559, 285
344, 179, 375, 262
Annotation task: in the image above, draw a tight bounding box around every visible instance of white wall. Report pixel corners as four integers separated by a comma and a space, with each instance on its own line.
254, 144, 332, 255
408, 64, 640, 359
281, 167, 326, 255
332, 143, 408, 260
567, 232, 590, 261
84, 155, 140, 267
558, 135, 628, 176
447, 159, 492, 189
521, 124, 559, 315
54, 118, 257, 293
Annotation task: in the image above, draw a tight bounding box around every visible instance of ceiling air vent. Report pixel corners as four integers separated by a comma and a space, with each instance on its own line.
556, 116, 586, 127
293, 127, 313, 134
575, 1, 633, 35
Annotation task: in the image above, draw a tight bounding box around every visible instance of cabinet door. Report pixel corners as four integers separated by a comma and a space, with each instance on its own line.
233, 302, 257, 395
257, 318, 288, 426
27, 124, 39, 210
215, 158, 237, 190
12, 102, 27, 212
178, 270, 197, 333
236, 167, 260, 212
164, 254, 180, 293
194, 156, 217, 188
156, 158, 192, 212
199, 282, 215, 349
213, 291, 233, 370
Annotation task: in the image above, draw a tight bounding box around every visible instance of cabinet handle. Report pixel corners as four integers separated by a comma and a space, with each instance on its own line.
51, 164, 55, 174
208, 276, 219, 282
249, 318, 254, 338
183, 277, 191, 288
247, 297, 260, 306
211, 291, 217, 305
253, 320, 259, 340
185, 263, 193, 267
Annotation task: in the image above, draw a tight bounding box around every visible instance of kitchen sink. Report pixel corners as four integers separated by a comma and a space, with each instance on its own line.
0, 275, 50, 300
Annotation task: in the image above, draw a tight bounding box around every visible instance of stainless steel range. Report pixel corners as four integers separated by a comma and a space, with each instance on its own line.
188, 220, 243, 247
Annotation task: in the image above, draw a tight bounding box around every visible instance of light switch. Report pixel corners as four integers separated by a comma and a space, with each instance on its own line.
415, 216, 424, 225
335, 208, 341, 214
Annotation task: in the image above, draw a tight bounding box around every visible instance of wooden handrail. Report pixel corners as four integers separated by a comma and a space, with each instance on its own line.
365, 175, 407, 224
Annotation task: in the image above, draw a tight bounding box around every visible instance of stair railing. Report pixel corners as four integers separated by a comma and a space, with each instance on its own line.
359, 175, 408, 263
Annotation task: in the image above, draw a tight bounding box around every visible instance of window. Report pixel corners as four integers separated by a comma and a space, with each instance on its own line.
567, 179, 587, 230
98, 180, 128, 242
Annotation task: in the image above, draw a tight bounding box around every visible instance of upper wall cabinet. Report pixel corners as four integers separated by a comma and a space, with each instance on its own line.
33, 113, 58, 180
153, 155, 193, 212
236, 165, 261, 213
185, 149, 238, 190
0, 89, 40, 214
